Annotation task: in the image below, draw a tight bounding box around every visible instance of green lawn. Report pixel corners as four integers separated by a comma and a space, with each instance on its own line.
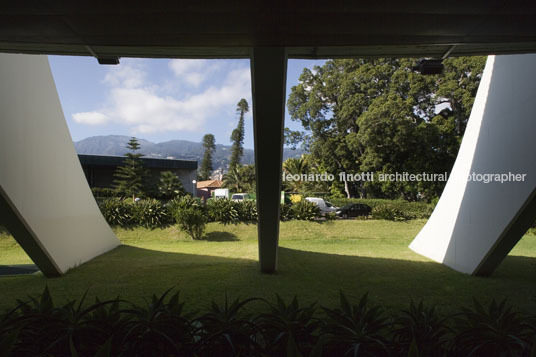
0, 220, 535, 314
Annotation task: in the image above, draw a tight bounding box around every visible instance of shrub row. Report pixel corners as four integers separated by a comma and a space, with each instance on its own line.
1, 287, 534, 356
329, 198, 434, 220
96, 197, 325, 230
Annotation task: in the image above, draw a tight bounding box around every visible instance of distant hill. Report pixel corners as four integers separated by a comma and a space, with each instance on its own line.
74, 135, 303, 169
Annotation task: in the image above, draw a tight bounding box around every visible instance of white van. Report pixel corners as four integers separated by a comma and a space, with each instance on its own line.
231, 193, 251, 201
305, 197, 339, 214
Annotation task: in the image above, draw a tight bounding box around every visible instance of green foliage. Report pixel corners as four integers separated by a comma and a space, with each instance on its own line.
372, 204, 411, 221
171, 196, 207, 240
316, 292, 390, 356
280, 203, 294, 221
206, 199, 240, 225
97, 198, 134, 226
451, 298, 534, 356
235, 200, 258, 223
392, 301, 451, 356
2, 287, 535, 356
330, 198, 434, 220
199, 133, 216, 181
256, 295, 320, 356
290, 200, 321, 221
229, 98, 249, 169
206, 199, 259, 225
132, 199, 171, 229
287, 57, 486, 199
195, 295, 260, 355
119, 288, 196, 355
157, 171, 186, 199
90, 187, 118, 198
113, 137, 148, 201
222, 164, 255, 193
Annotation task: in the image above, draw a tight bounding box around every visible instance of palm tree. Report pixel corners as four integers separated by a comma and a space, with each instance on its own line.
282, 157, 309, 193
223, 165, 255, 192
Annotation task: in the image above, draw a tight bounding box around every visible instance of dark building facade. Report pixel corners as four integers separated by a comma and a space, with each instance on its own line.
78, 154, 198, 195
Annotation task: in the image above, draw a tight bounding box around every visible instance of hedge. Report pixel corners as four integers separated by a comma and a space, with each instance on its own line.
328, 198, 434, 220
1, 287, 534, 356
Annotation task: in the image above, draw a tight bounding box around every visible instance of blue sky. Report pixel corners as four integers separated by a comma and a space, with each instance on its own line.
49, 56, 324, 150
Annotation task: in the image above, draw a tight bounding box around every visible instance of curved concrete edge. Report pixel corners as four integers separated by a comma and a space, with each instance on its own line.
0, 53, 120, 276
410, 54, 536, 275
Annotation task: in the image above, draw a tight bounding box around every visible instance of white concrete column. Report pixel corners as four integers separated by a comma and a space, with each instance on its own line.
410, 54, 536, 275
0, 54, 120, 276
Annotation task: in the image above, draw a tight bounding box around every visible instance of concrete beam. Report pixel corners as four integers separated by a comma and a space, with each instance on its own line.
250, 48, 287, 273
410, 54, 536, 275
0, 53, 120, 276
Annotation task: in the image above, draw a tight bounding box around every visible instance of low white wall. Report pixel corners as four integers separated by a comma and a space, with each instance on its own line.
0, 53, 120, 275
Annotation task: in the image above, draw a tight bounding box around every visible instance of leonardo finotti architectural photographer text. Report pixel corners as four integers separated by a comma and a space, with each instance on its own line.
282, 171, 527, 183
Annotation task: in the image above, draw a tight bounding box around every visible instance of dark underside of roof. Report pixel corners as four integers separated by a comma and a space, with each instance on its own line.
1, 1, 536, 59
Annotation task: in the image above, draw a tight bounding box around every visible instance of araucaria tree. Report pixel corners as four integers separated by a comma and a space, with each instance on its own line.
229, 98, 249, 169
199, 134, 216, 181
113, 137, 147, 202
158, 171, 186, 199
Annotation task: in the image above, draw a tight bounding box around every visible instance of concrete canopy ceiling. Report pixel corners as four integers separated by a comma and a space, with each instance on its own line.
1, 0, 536, 59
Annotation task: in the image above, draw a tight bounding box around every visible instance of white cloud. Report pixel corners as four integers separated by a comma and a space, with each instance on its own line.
73, 111, 109, 125
72, 60, 251, 135
103, 63, 146, 89
168, 59, 221, 87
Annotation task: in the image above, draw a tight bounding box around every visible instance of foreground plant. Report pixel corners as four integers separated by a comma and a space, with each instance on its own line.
256, 295, 320, 356
451, 298, 533, 356
314, 292, 390, 356
391, 300, 452, 356
194, 294, 261, 356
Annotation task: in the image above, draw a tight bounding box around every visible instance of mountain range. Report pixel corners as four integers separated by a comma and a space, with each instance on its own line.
74, 135, 303, 169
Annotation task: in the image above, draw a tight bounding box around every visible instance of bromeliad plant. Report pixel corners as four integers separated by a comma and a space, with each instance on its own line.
2, 287, 535, 356
194, 294, 261, 356
256, 295, 320, 356
450, 298, 534, 356
314, 292, 391, 356
391, 300, 452, 356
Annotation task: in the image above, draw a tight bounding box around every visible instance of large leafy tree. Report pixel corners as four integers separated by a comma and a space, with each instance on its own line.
113, 137, 148, 201
229, 99, 249, 169
199, 134, 216, 181
287, 57, 485, 200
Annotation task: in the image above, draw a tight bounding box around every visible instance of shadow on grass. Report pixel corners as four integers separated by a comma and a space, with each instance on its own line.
0, 225, 11, 235
0, 244, 534, 313
203, 231, 239, 242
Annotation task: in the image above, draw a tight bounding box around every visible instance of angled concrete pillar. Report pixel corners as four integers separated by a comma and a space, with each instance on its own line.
410, 54, 536, 275
0, 53, 120, 277
250, 48, 287, 273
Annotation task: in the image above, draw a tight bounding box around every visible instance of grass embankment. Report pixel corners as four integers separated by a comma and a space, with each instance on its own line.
0, 221, 535, 313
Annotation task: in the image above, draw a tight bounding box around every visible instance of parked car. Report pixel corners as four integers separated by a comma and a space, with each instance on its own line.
231, 193, 251, 201
336, 203, 372, 218
305, 197, 339, 214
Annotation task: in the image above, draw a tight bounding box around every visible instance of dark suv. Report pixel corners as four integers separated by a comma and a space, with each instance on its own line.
336, 203, 372, 218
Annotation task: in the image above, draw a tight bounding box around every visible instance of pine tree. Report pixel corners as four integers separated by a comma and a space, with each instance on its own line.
113, 137, 147, 202
229, 98, 249, 169
158, 171, 186, 199
199, 134, 216, 181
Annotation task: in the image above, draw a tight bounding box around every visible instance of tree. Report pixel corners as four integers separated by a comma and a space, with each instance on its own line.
113, 137, 147, 202
199, 134, 216, 181
223, 164, 255, 193
158, 171, 186, 199
282, 157, 309, 193
229, 99, 249, 169
287, 57, 485, 200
